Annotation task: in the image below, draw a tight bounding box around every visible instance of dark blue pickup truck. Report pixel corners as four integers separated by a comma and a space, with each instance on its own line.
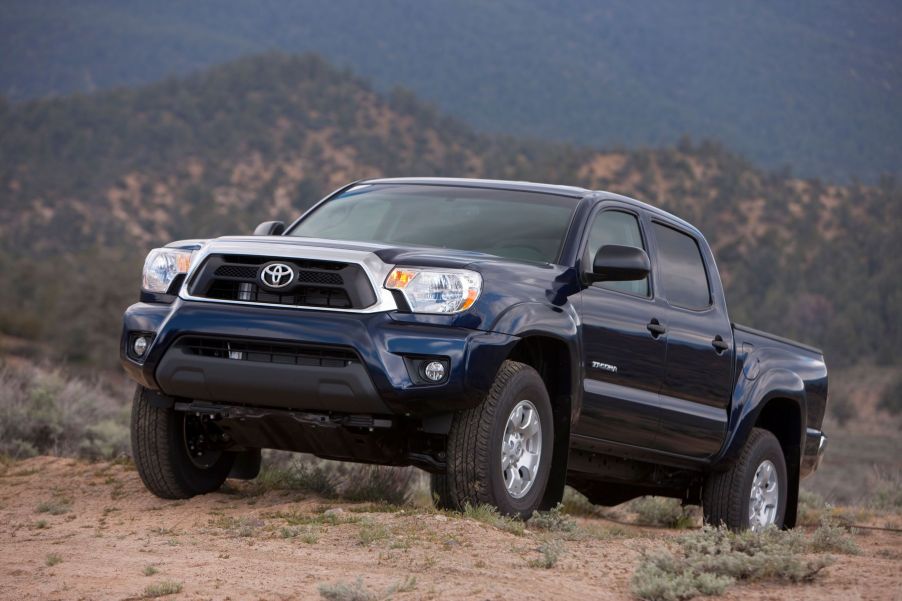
122, 178, 828, 531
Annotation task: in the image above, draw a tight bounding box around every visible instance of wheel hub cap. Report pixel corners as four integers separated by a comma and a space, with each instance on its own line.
183, 414, 222, 469
501, 400, 542, 499
748, 459, 779, 531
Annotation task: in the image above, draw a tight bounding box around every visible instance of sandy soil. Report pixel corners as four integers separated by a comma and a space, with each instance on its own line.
1, 457, 900, 601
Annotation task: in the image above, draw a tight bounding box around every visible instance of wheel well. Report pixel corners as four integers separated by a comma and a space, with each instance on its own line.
507, 335, 572, 414
754, 396, 802, 528
754, 397, 802, 458
507, 335, 573, 511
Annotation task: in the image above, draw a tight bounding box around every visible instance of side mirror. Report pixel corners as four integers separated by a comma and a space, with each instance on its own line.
253, 221, 285, 236
589, 245, 650, 282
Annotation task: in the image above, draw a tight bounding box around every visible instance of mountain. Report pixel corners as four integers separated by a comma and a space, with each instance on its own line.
1, 0, 900, 181
0, 54, 899, 373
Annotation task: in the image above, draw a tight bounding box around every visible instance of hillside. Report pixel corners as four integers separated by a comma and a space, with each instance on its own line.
1, 0, 901, 180
0, 54, 900, 375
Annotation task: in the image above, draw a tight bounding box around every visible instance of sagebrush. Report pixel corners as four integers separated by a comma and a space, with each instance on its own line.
631, 525, 838, 601
0, 360, 129, 459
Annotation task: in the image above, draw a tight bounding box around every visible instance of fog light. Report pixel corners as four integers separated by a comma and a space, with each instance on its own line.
423, 361, 446, 382
133, 336, 149, 357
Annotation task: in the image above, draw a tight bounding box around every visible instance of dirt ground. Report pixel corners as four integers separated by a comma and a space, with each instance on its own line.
1, 457, 900, 601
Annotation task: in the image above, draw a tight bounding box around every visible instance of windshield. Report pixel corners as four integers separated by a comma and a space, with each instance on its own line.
288, 184, 578, 263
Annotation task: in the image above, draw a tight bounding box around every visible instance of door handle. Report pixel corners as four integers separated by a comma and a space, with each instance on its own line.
647, 319, 666, 338
712, 335, 730, 354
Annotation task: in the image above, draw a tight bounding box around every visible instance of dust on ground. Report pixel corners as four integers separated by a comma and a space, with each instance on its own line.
1, 457, 900, 601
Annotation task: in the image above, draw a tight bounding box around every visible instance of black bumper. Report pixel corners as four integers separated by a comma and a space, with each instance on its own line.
121, 299, 518, 416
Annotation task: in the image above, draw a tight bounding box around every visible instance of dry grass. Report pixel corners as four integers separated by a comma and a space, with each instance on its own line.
318, 577, 377, 601
461, 503, 525, 535
36, 497, 71, 515
142, 580, 182, 598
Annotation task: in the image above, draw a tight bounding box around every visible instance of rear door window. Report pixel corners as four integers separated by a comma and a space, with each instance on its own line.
652, 223, 711, 309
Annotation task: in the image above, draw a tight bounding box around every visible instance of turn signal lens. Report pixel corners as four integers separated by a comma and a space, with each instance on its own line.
384, 269, 418, 289
384, 267, 482, 314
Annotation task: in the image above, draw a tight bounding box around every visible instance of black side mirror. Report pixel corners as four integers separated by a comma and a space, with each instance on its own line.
589, 245, 650, 282
253, 221, 285, 236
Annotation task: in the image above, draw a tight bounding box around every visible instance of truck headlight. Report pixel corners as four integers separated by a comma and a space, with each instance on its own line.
142, 248, 194, 293
385, 268, 482, 314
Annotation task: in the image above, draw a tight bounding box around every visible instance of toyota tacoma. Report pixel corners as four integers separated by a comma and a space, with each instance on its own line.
122, 178, 828, 530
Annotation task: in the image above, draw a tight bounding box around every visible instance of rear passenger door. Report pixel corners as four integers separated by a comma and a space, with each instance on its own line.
649, 221, 733, 459
573, 207, 667, 449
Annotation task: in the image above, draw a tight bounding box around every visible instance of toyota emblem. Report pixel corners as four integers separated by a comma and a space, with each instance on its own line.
260, 263, 294, 288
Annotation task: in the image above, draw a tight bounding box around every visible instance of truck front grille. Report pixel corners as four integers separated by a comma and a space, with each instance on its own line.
186, 254, 377, 310
179, 336, 358, 367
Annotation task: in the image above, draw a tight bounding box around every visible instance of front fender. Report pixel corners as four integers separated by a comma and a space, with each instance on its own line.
489, 300, 582, 511
488, 300, 582, 424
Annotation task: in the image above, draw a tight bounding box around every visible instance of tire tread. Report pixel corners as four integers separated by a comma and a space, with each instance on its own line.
703, 427, 783, 530
445, 360, 541, 511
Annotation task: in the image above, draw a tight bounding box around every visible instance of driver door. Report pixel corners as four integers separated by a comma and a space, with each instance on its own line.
572, 207, 667, 449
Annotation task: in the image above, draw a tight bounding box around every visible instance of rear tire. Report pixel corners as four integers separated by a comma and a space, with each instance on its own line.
131, 385, 234, 499
445, 360, 553, 519
703, 428, 787, 531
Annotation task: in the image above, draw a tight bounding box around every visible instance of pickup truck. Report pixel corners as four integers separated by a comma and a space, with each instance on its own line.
121, 177, 828, 531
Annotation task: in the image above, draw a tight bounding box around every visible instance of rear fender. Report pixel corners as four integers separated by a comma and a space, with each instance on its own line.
717, 367, 807, 466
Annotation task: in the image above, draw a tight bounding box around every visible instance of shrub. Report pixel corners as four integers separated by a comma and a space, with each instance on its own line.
878, 375, 902, 415
631, 526, 834, 601
36, 497, 71, 515
629, 497, 695, 528
340, 464, 416, 506
248, 461, 338, 498
528, 538, 564, 569
143, 580, 183, 598
387, 576, 417, 594
462, 503, 525, 535
0, 361, 129, 460
318, 577, 377, 601
560, 486, 598, 517
808, 518, 860, 555
867, 469, 902, 511
528, 503, 578, 533
797, 489, 828, 526
356, 520, 390, 546
45, 553, 62, 567
250, 455, 418, 506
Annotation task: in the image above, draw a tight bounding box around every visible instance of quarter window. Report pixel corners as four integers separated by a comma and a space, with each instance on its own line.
652, 223, 711, 309
585, 211, 649, 297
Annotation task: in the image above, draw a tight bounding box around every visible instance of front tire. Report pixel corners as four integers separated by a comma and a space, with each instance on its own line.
703, 428, 787, 531
131, 385, 234, 499
445, 361, 554, 518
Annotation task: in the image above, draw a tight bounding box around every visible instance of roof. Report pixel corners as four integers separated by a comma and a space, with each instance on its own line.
359, 177, 699, 234
360, 177, 590, 198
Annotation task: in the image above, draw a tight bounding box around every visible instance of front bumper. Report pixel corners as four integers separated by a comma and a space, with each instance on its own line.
121, 299, 518, 416
800, 428, 827, 479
